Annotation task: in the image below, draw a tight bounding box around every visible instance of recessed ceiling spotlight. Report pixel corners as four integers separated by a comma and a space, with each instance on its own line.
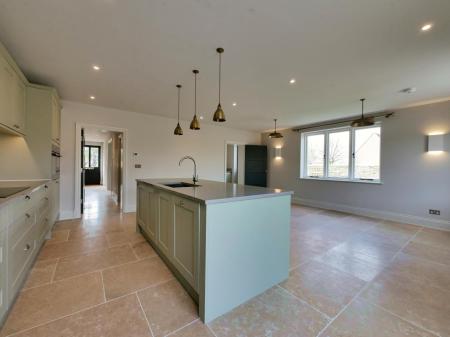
199, 116, 204, 120
400, 87, 417, 94
232, 102, 237, 106
421, 23, 433, 31
90, 95, 96, 100
92, 65, 101, 71
289, 78, 296, 84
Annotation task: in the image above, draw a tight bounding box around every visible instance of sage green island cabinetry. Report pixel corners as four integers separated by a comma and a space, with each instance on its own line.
137, 179, 292, 323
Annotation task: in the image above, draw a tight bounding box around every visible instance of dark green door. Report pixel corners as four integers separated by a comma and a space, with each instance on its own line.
245, 145, 267, 187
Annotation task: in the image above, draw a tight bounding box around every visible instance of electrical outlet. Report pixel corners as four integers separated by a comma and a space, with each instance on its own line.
429, 209, 440, 215
134, 164, 142, 168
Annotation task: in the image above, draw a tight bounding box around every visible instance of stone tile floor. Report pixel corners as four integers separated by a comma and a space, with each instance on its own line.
1, 201, 449, 337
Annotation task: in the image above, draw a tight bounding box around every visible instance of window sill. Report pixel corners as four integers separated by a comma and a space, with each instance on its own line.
299, 177, 383, 185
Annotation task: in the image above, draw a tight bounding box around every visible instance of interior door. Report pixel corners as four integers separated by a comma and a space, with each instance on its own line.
84, 145, 101, 185
80, 129, 86, 214
244, 145, 268, 187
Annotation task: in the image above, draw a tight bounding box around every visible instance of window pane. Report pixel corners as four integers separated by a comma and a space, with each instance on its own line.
306, 134, 324, 177
328, 130, 350, 178
90, 147, 99, 168
83, 147, 90, 168
354, 126, 380, 180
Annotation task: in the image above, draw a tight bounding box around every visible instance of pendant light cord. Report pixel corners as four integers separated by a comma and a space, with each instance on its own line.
177, 85, 181, 122
194, 72, 197, 116
274, 119, 277, 132
360, 98, 365, 118
218, 52, 221, 104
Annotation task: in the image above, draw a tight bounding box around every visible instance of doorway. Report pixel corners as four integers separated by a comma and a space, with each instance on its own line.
83, 145, 101, 185
224, 142, 246, 184
76, 125, 127, 218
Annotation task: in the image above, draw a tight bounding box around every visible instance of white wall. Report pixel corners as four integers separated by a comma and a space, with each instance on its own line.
60, 101, 260, 218
263, 100, 450, 229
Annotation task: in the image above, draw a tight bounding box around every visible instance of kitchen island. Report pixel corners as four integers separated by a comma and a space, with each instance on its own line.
136, 178, 292, 323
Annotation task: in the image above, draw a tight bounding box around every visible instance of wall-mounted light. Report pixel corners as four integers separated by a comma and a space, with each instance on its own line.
274, 147, 282, 159
427, 133, 446, 153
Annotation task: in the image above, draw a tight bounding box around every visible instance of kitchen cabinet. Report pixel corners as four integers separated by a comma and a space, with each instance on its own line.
172, 196, 199, 291
137, 183, 200, 291
0, 51, 26, 135
51, 95, 61, 145
157, 192, 173, 257
0, 181, 57, 324
137, 179, 292, 323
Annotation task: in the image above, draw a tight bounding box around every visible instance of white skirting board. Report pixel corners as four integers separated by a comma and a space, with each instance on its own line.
292, 196, 450, 231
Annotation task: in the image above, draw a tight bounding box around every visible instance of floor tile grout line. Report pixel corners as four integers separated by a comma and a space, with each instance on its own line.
367, 299, 441, 337
164, 318, 199, 337
313, 226, 424, 337
54, 255, 160, 287
100, 270, 107, 303
276, 285, 331, 320
50, 258, 59, 283
136, 292, 156, 337
207, 325, 220, 337
3, 292, 139, 337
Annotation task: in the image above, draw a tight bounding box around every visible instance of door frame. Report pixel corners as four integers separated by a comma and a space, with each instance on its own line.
74, 123, 128, 218
223, 140, 247, 183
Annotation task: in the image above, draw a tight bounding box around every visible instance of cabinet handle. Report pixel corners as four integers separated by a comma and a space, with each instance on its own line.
25, 195, 31, 200
13, 124, 20, 129
24, 244, 31, 251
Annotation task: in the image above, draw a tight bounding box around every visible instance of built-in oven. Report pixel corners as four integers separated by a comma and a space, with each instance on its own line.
51, 144, 61, 179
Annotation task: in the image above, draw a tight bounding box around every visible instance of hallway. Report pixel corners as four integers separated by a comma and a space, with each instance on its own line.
83, 185, 120, 218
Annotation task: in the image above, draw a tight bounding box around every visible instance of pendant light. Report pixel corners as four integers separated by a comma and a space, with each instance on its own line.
351, 98, 374, 127
174, 84, 183, 135
213, 47, 226, 122
190, 70, 200, 130
269, 118, 283, 138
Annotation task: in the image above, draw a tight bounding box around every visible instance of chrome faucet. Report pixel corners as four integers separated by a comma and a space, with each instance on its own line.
179, 156, 199, 185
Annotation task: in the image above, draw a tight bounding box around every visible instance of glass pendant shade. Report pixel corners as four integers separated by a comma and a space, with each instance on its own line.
269, 118, 283, 138
190, 69, 200, 130
174, 84, 183, 135
351, 98, 374, 127
213, 48, 226, 122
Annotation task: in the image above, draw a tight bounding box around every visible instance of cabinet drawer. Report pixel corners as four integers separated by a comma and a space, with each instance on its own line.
8, 210, 34, 248
36, 215, 50, 243
36, 196, 49, 220
8, 226, 36, 295
10, 193, 35, 223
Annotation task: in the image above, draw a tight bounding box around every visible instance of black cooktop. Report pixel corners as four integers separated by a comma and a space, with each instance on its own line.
0, 187, 30, 198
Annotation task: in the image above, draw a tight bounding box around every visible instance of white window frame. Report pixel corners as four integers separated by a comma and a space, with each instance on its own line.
300, 123, 382, 184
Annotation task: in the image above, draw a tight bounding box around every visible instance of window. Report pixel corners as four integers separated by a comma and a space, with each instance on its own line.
301, 124, 381, 182
83, 145, 100, 169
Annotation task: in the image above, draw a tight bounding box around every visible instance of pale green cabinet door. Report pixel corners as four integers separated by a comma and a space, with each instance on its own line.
172, 197, 199, 291
157, 192, 173, 256
145, 187, 158, 242
0, 56, 14, 130
137, 185, 148, 228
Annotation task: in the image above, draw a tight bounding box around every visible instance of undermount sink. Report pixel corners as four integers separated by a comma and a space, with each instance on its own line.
162, 182, 200, 188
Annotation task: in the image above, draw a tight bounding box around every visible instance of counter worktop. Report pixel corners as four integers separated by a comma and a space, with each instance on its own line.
0, 180, 51, 208
137, 178, 293, 205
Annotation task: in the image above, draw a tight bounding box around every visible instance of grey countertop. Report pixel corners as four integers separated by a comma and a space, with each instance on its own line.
0, 180, 50, 208
137, 178, 293, 205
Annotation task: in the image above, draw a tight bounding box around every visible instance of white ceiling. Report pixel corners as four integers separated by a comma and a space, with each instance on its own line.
0, 0, 449, 132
